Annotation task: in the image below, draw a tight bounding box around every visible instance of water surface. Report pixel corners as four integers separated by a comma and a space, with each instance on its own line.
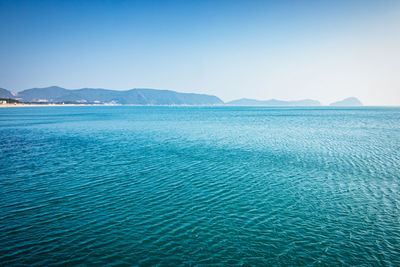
1, 106, 400, 265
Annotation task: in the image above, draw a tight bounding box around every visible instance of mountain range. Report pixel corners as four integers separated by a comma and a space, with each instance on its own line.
6, 86, 223, 105
0, 86, 363, 106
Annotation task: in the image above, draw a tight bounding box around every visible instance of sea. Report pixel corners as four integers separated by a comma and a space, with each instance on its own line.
0, 106, 399, 265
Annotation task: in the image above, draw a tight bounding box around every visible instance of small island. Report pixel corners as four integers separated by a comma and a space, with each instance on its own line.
330, 97, 363, 106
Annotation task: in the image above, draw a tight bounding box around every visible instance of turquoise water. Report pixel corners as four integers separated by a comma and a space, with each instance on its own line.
1, 106, 400, 265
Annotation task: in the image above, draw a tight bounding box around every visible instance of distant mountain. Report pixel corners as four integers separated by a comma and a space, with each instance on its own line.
3, 86, 365, 107
226, 98, 321, 106
330, 97, 363, 106
18, 86, 69, 102
16, 86, 224, 105
0, 88, 15, 98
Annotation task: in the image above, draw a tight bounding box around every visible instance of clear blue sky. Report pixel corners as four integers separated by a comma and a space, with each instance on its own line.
1, 0, 399, 105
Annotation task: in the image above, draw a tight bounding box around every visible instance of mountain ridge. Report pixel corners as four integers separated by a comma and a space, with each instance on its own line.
13, 86, 224, 105
0, 88, 16, 98
0, 87, 365, 106
330, 97, 363, 106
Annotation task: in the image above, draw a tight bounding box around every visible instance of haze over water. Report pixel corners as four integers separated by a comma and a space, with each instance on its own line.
1, 106, 400, 265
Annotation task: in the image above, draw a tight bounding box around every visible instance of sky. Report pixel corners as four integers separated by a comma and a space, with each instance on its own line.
0, 0, 399, 105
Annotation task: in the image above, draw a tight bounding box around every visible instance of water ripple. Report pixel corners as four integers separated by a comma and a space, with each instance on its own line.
1, 106, 400, 265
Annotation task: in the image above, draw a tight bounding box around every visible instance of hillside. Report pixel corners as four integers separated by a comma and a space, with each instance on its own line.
16, 86, 223, 105
330, 97, 363, 106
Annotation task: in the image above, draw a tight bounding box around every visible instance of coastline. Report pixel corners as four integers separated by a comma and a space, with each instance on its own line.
1, 103, 395, 108
0, 103, 121, 108
0, 103, 223, 108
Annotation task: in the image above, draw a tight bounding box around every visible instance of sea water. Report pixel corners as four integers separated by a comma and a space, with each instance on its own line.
0, 106, 399, 265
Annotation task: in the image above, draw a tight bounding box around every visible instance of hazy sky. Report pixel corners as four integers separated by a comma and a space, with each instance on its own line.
1, 0, 399, 105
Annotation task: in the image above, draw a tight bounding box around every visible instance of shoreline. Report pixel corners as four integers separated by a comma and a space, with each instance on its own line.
0, 104, 224, 108
0, 104, 396, 108
0, 103, 122, 108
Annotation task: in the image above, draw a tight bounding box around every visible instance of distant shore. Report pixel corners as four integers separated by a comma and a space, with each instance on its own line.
1, 103, 394, 108
0, 103, 222, 107
0, 103, 121, 108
